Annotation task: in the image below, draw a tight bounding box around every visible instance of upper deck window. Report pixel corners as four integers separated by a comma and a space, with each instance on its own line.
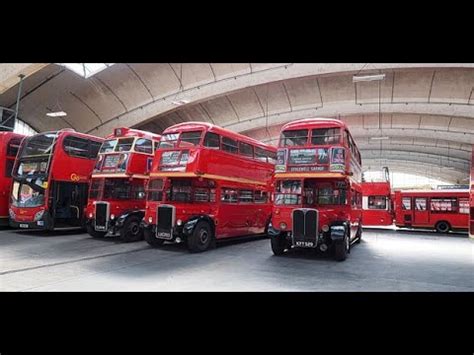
21, 133, 57, 157
159, 134, 180, 148
280, 130, 308, 147
203, 132, 220, 149
239, 142, 254, 157
311, 128, 341, 145
100, 139, 117, 153
134, 138, 153, 154
116, 138, 134, 152
7, 138, 22, 157
63, 136, 90, 158
222, 137, 238, 154
178, 131, 202, 148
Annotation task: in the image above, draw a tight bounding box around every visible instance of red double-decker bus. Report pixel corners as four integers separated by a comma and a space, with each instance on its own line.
393, 189, 469, 233
85, 127, 161, 242
142, 122, 276, 253
470, 146, 474, 238
0, 132, 25, 225
268, 118, 363, 261
9, 129, 103, 230
361, 167, 393, 226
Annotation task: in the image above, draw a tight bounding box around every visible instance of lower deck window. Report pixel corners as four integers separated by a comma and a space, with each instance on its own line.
430, 198, 457, 213
368, 196, 387, 210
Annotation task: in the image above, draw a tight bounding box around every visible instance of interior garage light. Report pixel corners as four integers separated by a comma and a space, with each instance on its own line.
171, 99, 190, 106
46, 111, 67, 117
370, 136, 390, 140
57, 63, 115, 78
353, 74, 386, 82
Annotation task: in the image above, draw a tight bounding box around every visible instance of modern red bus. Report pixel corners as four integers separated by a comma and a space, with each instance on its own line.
361, 168, 393, 226
469, 145, 474, 238
268, 118, 363, 261
9, 129, 103, 230
0, 132, 25, 225
85, 127, 161, 242
393, 189, 469, 233
142, 122, 276, 253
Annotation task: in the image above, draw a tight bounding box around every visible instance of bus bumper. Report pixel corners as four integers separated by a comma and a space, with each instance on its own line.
9, 219, 52, 230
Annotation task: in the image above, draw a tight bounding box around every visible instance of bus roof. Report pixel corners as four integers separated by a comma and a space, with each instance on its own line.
28, 129, 103, 142
162, 121, 277, 152
394, 189, 469, 194
281, 118, 348, 131
105, 127, 161, 140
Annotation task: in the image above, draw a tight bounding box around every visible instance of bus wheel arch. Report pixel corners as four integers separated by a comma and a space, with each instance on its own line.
187, 219, 215, 253
120, 214, 145, 242
435, 220, 451, 233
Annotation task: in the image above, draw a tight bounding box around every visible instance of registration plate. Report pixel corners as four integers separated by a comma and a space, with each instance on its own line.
156, 231, 172, 240
19, 224, 29, 229
295, 241, 315, 248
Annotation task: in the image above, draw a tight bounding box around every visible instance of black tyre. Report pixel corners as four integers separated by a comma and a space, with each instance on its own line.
334, 232, 350, 261
119, 216, 144, 243
270, 234, 287, 256
144, 227, 165, 247
435, 221, 450, 233
355, 225, 362, 244
87, 224, 106, 239
187, 221, 213, 253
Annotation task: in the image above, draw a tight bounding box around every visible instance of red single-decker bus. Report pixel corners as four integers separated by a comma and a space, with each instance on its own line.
469, 145, 474, 238
394, 189, 469, 233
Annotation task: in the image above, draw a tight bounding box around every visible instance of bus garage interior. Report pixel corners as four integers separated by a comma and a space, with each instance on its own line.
0, 63, 473, 292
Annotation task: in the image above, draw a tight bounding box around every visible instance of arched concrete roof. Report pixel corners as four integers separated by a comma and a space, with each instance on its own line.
1, 63, 473, 183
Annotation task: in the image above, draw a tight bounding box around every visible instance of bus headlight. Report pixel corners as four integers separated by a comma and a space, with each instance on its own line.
89, 213, 93, 219
322, 225, 329, 232
34, 210, 44, 221
110, 214, 115, 220
176, 219, 183, 226
148, 216, 153, 224
279, 222, 287, 230
9, 208, 15, 219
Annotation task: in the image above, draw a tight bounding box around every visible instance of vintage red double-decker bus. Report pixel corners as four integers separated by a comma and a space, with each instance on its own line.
142, 122, 276, 253
470, 146, 474, 238
85, 127, 161, 242
268, 118, 363, 261
361, 167, 393, 226
0, 132, 25, 225
393, 189, 469, 233
9, 129, 103, 230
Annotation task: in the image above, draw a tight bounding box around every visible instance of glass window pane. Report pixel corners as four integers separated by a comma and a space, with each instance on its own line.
203, 132, 220, 148
280, 130, 308, 147
311, 128, 341, 145
134, 138, 153, 154
179, 131, 202, 147
222, 137, 238, 154
239, 142, 253, 157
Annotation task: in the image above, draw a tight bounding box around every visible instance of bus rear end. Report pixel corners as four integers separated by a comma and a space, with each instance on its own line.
361, 181, 393, 226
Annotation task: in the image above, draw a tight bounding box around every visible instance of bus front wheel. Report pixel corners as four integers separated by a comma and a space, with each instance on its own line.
435, 221, 450, 234
187, 221, 213, 253
87, 224, 106, 239
120, 216, 144, 243
270, 234, 287, 256
334, 232, 350, 261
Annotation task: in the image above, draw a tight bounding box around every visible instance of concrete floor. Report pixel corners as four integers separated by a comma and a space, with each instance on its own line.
0, 227, 473, 291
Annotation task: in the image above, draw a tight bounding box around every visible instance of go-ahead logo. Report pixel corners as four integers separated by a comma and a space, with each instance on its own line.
70, 173, 83, 182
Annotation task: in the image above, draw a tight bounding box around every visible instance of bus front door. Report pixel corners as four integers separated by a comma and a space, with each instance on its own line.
413, 197, 429, 226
